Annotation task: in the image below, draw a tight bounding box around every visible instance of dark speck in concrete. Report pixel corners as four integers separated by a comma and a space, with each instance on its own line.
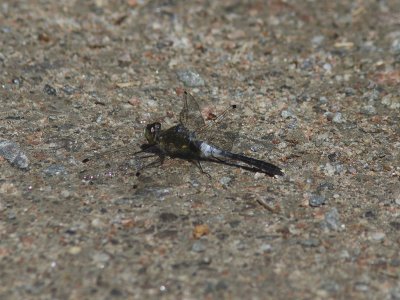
43, 84, 57, 96
159, 212, 178, 222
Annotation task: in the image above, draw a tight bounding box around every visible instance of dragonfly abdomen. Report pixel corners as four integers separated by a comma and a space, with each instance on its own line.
199, 142, 223, 158
225, 152, 284, 176
200, 142, 283, 176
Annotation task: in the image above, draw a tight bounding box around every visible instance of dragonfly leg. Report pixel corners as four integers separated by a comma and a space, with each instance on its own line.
192, 160, 211, 178
135, 156, 165, 176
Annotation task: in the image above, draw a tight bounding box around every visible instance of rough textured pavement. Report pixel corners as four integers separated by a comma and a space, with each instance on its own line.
0, 1, 399, 299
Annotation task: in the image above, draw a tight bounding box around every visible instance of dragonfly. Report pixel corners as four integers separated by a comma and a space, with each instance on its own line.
81, 90, 283, 180
140, 90, 284, 177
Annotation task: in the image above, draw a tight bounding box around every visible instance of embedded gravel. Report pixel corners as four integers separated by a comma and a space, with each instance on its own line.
0, 1, 399, 299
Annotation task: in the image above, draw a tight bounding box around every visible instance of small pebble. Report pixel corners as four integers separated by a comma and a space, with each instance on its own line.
309, 194, 326, 207
339, 250, 350, 259
177, 70, 205, 87
354, 282, 369, 292
192, 240, 207, 252
344, 87, 356, 96
68, 246, 82, 255
42, 165, 67, 176
118, 52, 132, 67
301, 58, 314, 70
369, 231, 385, 242
193, 224, 210, 239
219, 176, 232, 186
348, 166, 357, 174
311, 35, 325, 46
0, 139, 29, 169
317, 183, 334, 192
300, 238, 321, 247
95, 114, 103, 123
391, 39, 400, 54
320, 281, 340, 293
91, 218, 106, 228
259, 243, 272, 253
319, 96, 328, 104
199, 256, 212, 265
8, 211, 16, 220
2, 26, 11, 33
43, 84, 57, 96
93, 252, 110, 264
382, 94, 400, 109
254, 172, 264, 180
362, 90, 380, 102
334, 164, 345, 175
60, 190, 70, 198
12, 78, 22, 85
62, 85, 77, 95
332, 112, 344, 123
233, 239, 247, 251
324, 207, 341, 231
323, 162, 336, 176
361, 105, 376, 115
324, 111, 334, 121
323, 63, 332, 72
281, 110, 294, 119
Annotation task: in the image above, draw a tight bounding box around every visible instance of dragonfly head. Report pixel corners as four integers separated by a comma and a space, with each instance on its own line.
145, 122, 161, 144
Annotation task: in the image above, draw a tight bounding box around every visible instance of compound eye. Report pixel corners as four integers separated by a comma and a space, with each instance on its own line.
149, 122, 161, 136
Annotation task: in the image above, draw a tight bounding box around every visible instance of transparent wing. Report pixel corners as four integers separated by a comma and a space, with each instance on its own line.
80, 143, 134, 164
178, 90, 241, 151
195, 104, 241, 152
179, 91, 205, 132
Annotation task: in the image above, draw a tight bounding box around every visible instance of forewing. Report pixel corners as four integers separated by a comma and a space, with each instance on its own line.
179, 91, 205, 131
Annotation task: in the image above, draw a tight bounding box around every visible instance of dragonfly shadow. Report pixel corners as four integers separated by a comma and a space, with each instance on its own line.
139, 143, 163, 155
205, 157, 280, 177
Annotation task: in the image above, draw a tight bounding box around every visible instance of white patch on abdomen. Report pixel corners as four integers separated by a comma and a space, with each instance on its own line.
200, 142, 222, 158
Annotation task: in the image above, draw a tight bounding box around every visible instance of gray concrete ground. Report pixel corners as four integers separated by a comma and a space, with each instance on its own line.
0, 1, 399, 299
